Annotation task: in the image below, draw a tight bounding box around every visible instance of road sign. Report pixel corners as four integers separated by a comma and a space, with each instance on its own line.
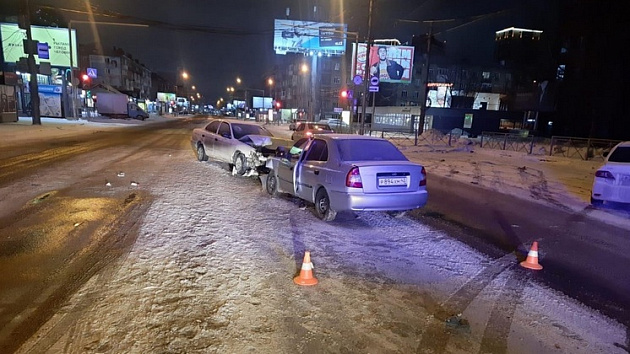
87, 67, 98, 78
37, 42, 49, 59
369, 75, 380, 92
353, 75, 363, 86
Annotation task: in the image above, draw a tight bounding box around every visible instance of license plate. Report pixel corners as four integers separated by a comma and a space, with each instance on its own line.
378, 177, 407, 186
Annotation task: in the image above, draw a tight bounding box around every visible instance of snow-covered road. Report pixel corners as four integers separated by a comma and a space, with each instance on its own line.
15, 134, 626, 354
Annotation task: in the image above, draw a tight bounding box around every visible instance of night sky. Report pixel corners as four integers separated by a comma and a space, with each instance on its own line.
2, 0, 556, 103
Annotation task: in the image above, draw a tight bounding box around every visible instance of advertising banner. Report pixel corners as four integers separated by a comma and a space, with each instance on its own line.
352, 43, 414, 84
38, 84, 63, 117
426, 84, 452, 108
1, 23, 78, 67
157, 92, 176, 103
252, 96, 272, 109
273, 20, 347, 55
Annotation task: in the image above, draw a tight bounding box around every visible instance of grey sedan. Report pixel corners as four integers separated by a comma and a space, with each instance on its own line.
191, 119, 285, 176
264, 135, 428, 221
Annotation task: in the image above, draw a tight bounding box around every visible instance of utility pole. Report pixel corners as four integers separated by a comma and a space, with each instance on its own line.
360, 0, 375, 135
20, 0, 41, 124
416, 22, 433, 145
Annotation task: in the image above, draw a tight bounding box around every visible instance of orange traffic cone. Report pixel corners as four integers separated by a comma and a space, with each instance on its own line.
294, 251, 318, 286
520, 241, 543, 270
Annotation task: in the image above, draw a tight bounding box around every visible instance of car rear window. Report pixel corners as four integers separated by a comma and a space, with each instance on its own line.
337, 139, 408, 161
231, 124, 272, 139
307, 123, 332, 131
608, 146, 630, 163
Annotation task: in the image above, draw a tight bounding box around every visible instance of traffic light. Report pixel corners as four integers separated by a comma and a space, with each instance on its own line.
275, 101, 281, 109
340, 90, 348, 98
79, 73, 90, 89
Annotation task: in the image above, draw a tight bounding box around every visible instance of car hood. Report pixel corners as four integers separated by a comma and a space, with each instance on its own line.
238, 134, 273, 147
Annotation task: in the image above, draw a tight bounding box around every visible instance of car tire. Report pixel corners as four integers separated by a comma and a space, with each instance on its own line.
590, 196, 604, 206
233, 153, 247, 176
314, 188, 336, 221
196, 144, 208, 161
266, 173, 279, 197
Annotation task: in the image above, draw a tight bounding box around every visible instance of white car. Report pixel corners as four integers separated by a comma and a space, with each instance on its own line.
191, 119, 284, 176
591, 141, 630, 205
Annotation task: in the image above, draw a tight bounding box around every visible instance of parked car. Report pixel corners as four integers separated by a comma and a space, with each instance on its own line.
191, 118, 288, 176
591, 141, 630, 205
291, 122, 334, 141
320, 119, 350, 132
263, 134, 428, 221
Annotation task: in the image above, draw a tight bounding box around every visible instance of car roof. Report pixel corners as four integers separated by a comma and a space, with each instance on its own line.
209, 118, 262, 126
615, 141, 630, 147
310, 133, 387, 142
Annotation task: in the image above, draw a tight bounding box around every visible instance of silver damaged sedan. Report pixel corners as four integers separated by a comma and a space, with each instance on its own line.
191, 119, 285, 176
264, 134, 428, 221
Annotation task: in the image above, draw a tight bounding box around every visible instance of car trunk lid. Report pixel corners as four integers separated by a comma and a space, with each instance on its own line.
344, 161, 426, 193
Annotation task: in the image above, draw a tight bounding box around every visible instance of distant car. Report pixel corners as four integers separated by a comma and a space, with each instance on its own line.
291, 122, 334, 141
320, 119, 351, 133
591, 141, 630, 206
191, 119, 282, 176
264, 134, 428, 221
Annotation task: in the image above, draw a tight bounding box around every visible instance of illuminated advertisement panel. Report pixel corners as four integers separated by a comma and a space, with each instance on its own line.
273, 19, 347, 55
426, 84, 452, 108
352, 43, 414, 84
1, 23, 78, 67
157, 92, 176, 102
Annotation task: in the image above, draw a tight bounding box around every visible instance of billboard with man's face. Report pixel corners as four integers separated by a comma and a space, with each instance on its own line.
352, 43, 414, 84
273, 20, 347, 55
1, 23, 78, 67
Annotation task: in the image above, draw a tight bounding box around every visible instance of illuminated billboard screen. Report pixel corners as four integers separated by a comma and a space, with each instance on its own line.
426, 84, 452, 108
252, 96, 272, 109
1, 23, 78, 67
352, 43, 414, 84
157, 92, 176, 102
273, 19, 347, 55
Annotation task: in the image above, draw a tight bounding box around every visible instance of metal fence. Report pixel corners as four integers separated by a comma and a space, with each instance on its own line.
480, 131, 537, 154
342, 123, 623, 161
549, 136, 622, 161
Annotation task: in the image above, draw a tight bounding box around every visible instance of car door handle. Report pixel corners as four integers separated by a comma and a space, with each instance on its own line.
202, 134, 205, 138
215, 138, 218, 141
314, 170, 320, 175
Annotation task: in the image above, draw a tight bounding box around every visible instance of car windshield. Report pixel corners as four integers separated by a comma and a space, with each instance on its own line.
231, 123, 272, 140
608, 146, 630, 163
337, 139, 408, 161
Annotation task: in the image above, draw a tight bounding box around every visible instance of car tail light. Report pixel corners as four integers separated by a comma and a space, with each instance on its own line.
419, 166, 427, 186
306, 131, 313, 137
346, 166, 363, 188
595, 170, 615, 180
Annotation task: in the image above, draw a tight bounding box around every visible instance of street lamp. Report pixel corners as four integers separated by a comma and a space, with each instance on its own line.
236, 77, 242, 85
191, 85, 196, 90
182, 71, 189, 80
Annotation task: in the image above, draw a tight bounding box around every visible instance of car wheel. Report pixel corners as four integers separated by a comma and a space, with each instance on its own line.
314, 188, 336, 221
196, 144, 208, 161
266, 173, 279, 196
590, 196, 604, 206
233, 153, 247, 176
